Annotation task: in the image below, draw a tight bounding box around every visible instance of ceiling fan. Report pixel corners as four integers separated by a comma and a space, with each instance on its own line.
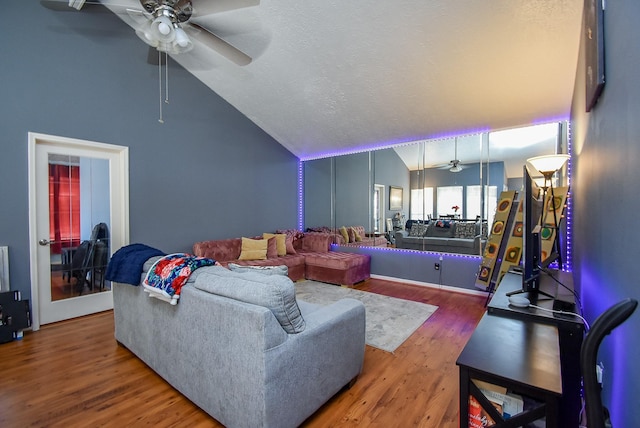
438, 138, 467, 173
45, 0, 257, 65
126, 0, 254, 66
45, 0, 259, 122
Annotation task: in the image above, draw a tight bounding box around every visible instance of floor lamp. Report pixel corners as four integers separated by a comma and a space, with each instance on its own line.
526, 154, 570, 269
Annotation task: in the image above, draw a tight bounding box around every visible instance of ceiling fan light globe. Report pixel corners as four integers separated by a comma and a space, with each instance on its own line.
174, 27, 190, 48
158, 22, 171, 35
135, 29, 159, 48
151, 16, 176, 43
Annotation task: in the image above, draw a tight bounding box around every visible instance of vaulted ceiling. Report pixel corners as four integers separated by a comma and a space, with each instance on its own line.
76, 0, 585, 161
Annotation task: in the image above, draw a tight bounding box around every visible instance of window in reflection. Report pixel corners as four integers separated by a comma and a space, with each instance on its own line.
410, 187, 434, 220
467, 185, 498, 226
437, 186, 464, 218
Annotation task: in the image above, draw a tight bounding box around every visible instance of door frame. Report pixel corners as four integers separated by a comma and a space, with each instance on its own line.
27, 132, 129, 331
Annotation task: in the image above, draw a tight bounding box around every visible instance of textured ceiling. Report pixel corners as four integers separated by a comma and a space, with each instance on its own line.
103, 0, 583, 160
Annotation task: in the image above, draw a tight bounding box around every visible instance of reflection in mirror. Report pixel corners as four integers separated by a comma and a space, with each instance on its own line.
49, 154, 111, 301
303, 122, 565, 255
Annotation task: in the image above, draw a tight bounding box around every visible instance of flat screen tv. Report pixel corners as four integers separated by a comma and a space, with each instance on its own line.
507, 164, 554, 301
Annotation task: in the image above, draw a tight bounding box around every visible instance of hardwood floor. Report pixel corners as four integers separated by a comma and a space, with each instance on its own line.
0, 278, 487, 427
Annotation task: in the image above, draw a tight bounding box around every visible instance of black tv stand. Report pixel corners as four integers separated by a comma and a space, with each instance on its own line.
505, 287, 556, 301
485, 270, 585, 427
505, 271, 555, 301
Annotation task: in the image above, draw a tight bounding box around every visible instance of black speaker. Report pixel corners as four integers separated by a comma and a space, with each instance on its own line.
0, 291, 31, 344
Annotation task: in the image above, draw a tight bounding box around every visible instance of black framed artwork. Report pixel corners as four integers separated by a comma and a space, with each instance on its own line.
585, 0, 605, 112
389, 186, 403, 211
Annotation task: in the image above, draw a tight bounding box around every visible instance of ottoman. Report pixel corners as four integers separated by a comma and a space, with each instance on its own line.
304, 251, 371, 285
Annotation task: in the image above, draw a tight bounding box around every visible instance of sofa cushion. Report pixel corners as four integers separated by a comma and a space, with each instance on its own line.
454, 222, 477, 239
339, 226, 349, 243
193, 238, 242, 262
228, 263, 289, 276
265, 237, 278, 259
409, 223, 428, 237
285, 234, 297, 254
427, 220, 456, 238
263, 233, 287, 256
193, 266, 305, 334
352, 227, 362, 242
239, 237, 268, 261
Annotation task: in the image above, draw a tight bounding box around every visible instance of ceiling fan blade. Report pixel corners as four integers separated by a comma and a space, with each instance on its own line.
192, 0, 260, 17
126, 8, 150, 26
40, 0, 109, 12
187, 23, 252, 66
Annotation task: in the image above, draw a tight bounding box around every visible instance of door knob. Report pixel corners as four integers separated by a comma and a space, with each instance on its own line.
38, 239, 52, 246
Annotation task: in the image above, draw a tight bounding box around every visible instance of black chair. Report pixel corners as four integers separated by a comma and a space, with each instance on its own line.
91, 240, 109, 291
89, 223, 110, 291
580, 298, 638, 428
69, 240, 92, 294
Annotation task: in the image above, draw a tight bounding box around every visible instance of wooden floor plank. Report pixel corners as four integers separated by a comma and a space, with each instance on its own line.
0, 278, 486, 427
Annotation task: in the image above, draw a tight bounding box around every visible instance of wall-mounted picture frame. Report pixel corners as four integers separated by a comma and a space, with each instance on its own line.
389, 186, 403, 211
585, 0, 605, 112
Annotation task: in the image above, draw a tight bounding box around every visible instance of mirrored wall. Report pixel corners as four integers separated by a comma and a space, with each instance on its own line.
303, 122, 567, 255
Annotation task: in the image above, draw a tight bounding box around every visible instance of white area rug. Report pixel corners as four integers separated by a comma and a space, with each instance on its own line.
295, 280, 438, 353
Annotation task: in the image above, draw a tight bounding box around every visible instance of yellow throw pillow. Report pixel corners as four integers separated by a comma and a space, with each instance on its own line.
339, 226, 349, 244
263, 233, 287, 256
352, 227, 362, 242
239, 237, 268, 260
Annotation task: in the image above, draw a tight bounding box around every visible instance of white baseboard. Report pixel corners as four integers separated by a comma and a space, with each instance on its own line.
370, 274, 488, 297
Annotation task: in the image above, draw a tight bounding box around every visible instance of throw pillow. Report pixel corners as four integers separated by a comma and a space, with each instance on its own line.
227, 263, 289, 276
339, 226, 349, 244
265, 237, 278, 258
285, 234, 297, 254
352, 227, 362, 242
347, 227, 355, 243
454, 222, 477, 239
238, 237, 268, 261
263, 233, 286, 256
409, 223, 428, 237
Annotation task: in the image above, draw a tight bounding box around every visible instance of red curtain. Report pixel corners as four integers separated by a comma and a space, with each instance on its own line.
49, 164, 81, 254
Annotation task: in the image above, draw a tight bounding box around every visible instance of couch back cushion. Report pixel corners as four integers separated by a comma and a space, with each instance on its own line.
300, 232, 332, 252
426, 220, 457, 238
193, 266, 305, 334
193, 238, 242, 261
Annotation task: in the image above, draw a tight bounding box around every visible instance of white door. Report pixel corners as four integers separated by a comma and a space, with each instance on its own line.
28, 133, 129, 330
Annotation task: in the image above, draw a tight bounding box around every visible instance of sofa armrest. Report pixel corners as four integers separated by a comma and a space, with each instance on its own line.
260, 297, 365, 427
299, 298, 365, 332
394, 230, 409, 245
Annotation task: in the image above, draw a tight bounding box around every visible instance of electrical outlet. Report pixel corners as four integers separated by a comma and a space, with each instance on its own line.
596, 362, 604, 385
434, 263, 440, 271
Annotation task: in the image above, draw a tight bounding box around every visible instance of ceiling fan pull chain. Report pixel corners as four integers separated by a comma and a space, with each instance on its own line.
165, 51, 170, 105
158, 50, 164, 124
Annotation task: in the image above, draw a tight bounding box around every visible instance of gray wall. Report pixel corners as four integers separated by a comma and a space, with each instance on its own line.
0, 3, 298, 299
571, 1, 640, 426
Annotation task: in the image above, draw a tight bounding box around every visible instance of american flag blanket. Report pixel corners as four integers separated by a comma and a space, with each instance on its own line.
143, 253, 216, 305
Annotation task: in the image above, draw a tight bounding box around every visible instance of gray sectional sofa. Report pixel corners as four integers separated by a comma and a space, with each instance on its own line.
113, 261, 366, 428
394, 219, 487, 255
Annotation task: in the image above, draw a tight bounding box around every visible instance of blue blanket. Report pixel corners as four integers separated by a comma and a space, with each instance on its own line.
105, 243, 166, 285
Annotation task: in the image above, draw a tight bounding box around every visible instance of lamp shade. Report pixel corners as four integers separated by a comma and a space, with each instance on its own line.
527, 154, 570, 175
